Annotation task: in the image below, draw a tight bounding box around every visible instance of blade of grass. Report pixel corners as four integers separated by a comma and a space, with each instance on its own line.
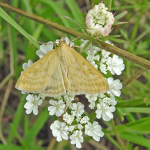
23, 107, 49, 145
0, 7, 39, 48
8, 95, 26, 144
65, 0, 84, 24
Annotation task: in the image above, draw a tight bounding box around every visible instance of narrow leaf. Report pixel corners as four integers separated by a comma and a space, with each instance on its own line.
115, 11, 128, 21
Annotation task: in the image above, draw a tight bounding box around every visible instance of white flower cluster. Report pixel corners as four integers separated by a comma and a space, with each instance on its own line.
86, 93, 116, 121
19, 33, 125, 148
86, 3, 114, 36
81, 40, 125, 75
49, 94, 104, 149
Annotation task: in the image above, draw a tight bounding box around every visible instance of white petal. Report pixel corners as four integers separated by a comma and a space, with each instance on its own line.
49, 107, 56, 116
56, 132, 62, 142
103, 112, 113, 121
38, 99, 43, 105
61, 132, 68, 140
47, 42, 53, 50
112, 67, 120, 75
92, 133, 100, 142
112, 89, 121, 97
52, 130, 59, 137
36, 50, 45, 58
76, 140, 82, 149
96, 110, 102, 119
40, 45, 48, 54
64, 36, 70, 45
25, 107, 33, 114
22, 63, 28, 70
24, 102, 33, 109
33, 105, 38, 115
56, 109, 64, 117
49, 100, 56, 105
109, 106, 116, 112
28, 60, 33, 66
26, 94, 33, 102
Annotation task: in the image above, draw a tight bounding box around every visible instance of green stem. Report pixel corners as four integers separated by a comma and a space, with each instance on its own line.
1, 2, 150, 69
111, 119, 126, 150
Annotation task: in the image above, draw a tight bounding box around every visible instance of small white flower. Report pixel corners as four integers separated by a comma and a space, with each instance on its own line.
96, 103, 115, 121
64, 36, 74, 47
70, 130, 84, 149
50, 120, 69, 142
22, 60, 33, 72
89, 101, 95, 109
71, 102, 85, 117
64, 93, 75, 101
101, 50, 111, 58
21, 60, 33, 93
107, 77, 122, 97
98, 93, 106, 98
69, 125, 75, 132
48, 100, 65, 117
103, 96, 117, 106
64, 93, 75, 107
86, 54, 96, 62
80, 116, 90, 124
76, 117, 81, 123
101, 57, 108, 63
85, 94, 98, 102
24, 94, 43, 115
90, 61, 98, 69
85, 121, 104, 141
63, 113, 74, 125
100, 63, 107, 74
77, 124, 83, 130
107, 55, 125, 75
36, 41, 53, 58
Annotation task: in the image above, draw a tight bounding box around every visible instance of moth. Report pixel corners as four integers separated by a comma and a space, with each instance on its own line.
15, 38, 108, 97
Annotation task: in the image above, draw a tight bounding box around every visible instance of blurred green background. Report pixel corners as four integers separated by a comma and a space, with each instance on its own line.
0, 0, 150, 150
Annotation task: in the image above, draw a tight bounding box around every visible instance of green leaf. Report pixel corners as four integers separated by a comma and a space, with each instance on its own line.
120, 132, 150, 148
113, 21, 128, 25
116, 99, 148, 108
0, 144, 24, 150
109, 37, 129, 44
39, 0, 73, 28
117, 117, 150, 134
0, 7, 39, 48
10, 124, 28, 150
115, 11, 128, 21
65, 0, 84, 25
23, 108, 49, 145
8, 95, 26, 144
80, 38, 93, 52
124, 107, 150, 113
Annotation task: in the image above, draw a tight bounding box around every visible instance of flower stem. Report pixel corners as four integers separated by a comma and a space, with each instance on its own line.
1, 2, 150, 70
111, 119, 126, 150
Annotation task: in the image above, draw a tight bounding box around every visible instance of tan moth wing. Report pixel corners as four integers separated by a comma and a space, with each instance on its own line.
15, 48, 66, 96
59, 44, 109, 94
